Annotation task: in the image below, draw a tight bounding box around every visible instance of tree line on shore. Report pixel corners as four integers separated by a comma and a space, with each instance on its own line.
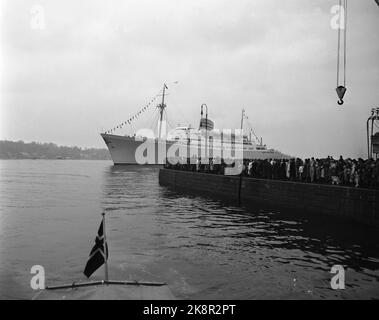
0, 140, 111, 160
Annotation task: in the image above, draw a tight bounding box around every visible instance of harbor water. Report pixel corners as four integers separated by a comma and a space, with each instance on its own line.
0, 160, 378, 299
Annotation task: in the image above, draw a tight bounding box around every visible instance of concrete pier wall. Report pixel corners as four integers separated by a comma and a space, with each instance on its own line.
159, 169, 379, 226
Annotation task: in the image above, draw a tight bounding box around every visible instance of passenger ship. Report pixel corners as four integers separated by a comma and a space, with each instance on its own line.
101, 84, 290, 164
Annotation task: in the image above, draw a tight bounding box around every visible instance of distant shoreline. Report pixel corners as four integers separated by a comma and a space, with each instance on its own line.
0, 158, 112, 160
0, 140, 111, 161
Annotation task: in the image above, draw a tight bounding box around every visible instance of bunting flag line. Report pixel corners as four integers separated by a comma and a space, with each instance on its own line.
104, 93, 161, 134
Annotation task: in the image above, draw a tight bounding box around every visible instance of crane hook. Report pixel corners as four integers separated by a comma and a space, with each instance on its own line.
336, 86, 346, 106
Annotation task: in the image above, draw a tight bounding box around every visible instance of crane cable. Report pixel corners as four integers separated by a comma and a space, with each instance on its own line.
336, 0, 348, 105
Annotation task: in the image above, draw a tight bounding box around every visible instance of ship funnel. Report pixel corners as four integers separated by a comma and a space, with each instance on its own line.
199, 118, 214, 131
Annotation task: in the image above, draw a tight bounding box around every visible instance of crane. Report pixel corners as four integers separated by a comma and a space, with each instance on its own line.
335, 0, 379, 105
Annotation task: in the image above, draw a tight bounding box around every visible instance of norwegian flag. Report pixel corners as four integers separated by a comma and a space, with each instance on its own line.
83, 219, 108, 278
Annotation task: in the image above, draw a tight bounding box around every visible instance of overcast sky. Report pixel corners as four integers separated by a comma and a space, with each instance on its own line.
1, 0, 378, 158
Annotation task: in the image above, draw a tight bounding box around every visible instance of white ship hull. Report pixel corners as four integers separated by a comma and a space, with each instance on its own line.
101, 133, 170, 164
101, 133, 290, 165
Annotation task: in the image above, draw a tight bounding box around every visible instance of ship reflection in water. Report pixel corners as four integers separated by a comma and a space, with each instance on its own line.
0, 160, 378, 299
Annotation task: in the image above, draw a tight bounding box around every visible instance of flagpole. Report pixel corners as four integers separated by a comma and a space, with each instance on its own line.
102, 212, 109, 282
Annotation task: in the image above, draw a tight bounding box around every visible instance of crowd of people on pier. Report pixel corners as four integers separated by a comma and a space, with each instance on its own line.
164, 156, 379, 189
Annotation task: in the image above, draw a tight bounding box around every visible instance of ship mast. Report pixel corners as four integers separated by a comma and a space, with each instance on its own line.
241, 108, 245, 131
157, 83, 168, 139
201, 104, 208, 161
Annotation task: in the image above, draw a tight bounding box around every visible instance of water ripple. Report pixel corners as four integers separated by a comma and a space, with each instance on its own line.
1, 161, 379, 299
